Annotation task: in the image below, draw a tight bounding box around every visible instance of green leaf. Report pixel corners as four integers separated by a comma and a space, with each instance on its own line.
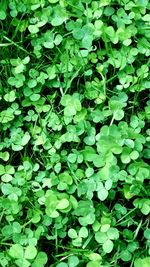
68, 256, 79, 267
95, 232, 107, 244
130, 151, 139, 160
68, 229, 78, 239
0, 165, 5, 175
32, 252, 48, 267
51, 6, 67, 26
47, 66, 56, 80
79, 227, 88, 238
28, 79, 37, 88
1, 174, 12, 182
97, 188, 108, 201
67, 153, 77, 163
84, 136, 95, 146
48, 0, 59, 3
15, 258, 30, 267
121, 153, 130, 164
30, 93, 40, 101
14, 64, 24, 74
134, 257, 150, 267
24, 246, 37, 260
28, 25, 39, 34
0, 10, 6, 20
141, 203, 150, 215
120, 250, 132, 262
57, 199, 69, 210
72, 237, 82, 247
105, 179, 112, 190
114, 110, 124, 120
107, 228, 119, 240
123, 39, 132, 46
106, 26, 115, 38
86, 261, 101, 267
102, 239, 113, 253
64, 106, 76, 116
101, 224, 110, 232
21, 132, 30, 146
85, 167, 94, 178
82, 35, 93, 49
0, 151, 9, 161
88, 253, 102, 262
144, 229, 150, 240
9, 244, 24, 259
0, 110, 14, 123
4, 91, 16, 102
56, 263, 68, 267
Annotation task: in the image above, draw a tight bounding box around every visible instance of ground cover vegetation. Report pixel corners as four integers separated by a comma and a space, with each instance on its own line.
0, 0, 150, 266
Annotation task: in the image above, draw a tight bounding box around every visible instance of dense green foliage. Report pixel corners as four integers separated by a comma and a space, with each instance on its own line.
0, 0, 150, 266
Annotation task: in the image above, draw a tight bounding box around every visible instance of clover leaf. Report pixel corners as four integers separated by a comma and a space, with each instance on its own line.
4, 90, 16, 102
51, 5, 67, 26
9, 244, 24, 259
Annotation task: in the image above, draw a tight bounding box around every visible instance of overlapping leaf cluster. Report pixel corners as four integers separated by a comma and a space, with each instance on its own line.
0, 0, 150, 266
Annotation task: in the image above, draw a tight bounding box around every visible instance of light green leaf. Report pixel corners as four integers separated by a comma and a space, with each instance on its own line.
0, 10, 6, 20
97, 188, 108, 201
67, 153, 77, 163
48, 0, 59, 4
123, 39, 132, 46
47, 66, 56, 80
0, 151, 9, 161
79, 227, 88, 238
105, 179, 112, 190
68, 255, 79, 267
1, 174, 13, 182
102, 239, 113, 253
86, 261, 101, 267
134, 257, 150, 267
107, 227, 119, 240
4, 91, 16, 102
141, 203, 150, 215
114, 110, 124, 120
120, 250, 132, 262
30, 93, 40, 101
144, 229, 150, 240
15, 258, 30, 267
68, 229, 78, 239
24, 245, 37, 260
57, 199, 69, 210
0, 164, 5, 175
56, 263, 68, 267
130, 151, 139, 160
28, 25, 39, 34
21, 132, 30, 146
9, 244, 24, 259
95, 232, 107, 244
51, 6, 67, 26
15, 64, 24, 74
32, 252, 48, 267
85, 167, 94, 178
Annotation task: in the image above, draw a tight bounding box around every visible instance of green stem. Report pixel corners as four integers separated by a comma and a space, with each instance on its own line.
3, 36, 32, 55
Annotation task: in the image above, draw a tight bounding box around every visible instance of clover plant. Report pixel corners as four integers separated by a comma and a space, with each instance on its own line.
0, 0, 150, 266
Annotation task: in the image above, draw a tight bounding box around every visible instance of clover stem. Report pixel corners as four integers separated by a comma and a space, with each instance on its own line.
21, 219, 32, 228
133, 219, 142, 240
82, 233, 93, 249
3, 36, 31, 55
116, 207, 137, 225
0, 242, 13, 246
55, 228, 58, 254
110, 114, 115, 126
